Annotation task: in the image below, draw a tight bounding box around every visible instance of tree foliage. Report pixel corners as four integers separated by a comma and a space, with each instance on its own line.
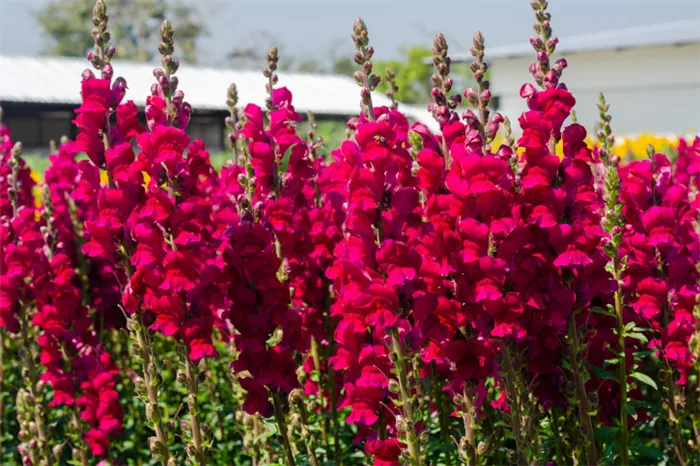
374, 46, 434, 104
35, 0, 205, 63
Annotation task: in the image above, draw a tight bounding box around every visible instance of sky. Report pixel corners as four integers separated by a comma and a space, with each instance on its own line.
1, 0, 699, 68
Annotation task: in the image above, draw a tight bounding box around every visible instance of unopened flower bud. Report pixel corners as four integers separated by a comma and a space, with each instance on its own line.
353, 71, 364, 86
530, 36, 544, 51
464, 88, 478, 106
353, 51, 364, 66
368, 74, 381, 90
148, 437, 163, 455
553, 58, 568, 73
388, 379, 400, 394
395, 415, 408, 433
172, 90, 184, 106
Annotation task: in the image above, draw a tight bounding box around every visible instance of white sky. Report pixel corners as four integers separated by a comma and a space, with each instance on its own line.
1, 0, 699, 67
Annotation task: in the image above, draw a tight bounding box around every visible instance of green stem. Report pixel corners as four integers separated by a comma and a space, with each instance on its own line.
310, 336, 328, 456
461, 386, 478, 466
329, 366, 341, 465
184, 354, 207, 466
502, 345, 528, 466
70, 407, 89, 466
550, 408, 564, 465
272, 390, 296, 466
664, 365, 687, 466
323, 288, 342, 466
390, 329, 421, 466
430, 363, 452, 466
19, 308, 52, 465
613, 286, 629, 466
204, 360, 229, 464
295, 397, 320, 466
0, 329, 4, 459
135, 316, 171, 465
568, 318, 598, 466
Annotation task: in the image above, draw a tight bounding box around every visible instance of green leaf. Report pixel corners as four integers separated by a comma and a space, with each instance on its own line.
590, 365, 617, 381
624, 321, 636, 332
254, 429, 276, 443
624, 403, 638, 420
280, 145, 294, 174
589, 306, 615, 317
635, 444, 665, 461
626, 332, 648, 343
630, 372, 658, 390
594, 426, 619, 442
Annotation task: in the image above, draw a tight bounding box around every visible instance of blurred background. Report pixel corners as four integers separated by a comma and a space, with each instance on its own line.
0, 0, 698, 169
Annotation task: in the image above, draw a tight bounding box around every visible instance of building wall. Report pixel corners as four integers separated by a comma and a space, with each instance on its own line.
490, 43, 700, 136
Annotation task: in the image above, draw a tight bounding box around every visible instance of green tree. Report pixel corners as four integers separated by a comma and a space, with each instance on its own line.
374, 46, 434, 104
372, 46, 474, 105
330, 56, 354, 76
35, 0, 205, 63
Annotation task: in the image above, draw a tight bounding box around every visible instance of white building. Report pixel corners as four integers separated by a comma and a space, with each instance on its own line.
0, 55, 438, 150
453, 20, 700, 137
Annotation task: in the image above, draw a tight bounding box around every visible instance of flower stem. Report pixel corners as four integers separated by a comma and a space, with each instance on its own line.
323, 290, 342, 466
613, 286, 630, 466
310, 336, 329, 454
204, 359, 229, 464
294, 395, 320, 466
390, 329, 422, 466
550, 407, 564, 465
272, 390, 296, 466
0, 329, 4, 458
70, 407, 89, 466
430, 363, 452, 466
663, 363, 687, 465
460, 386, 478, 465
18, 304, 52, 465
502, 344, 528, 466
329, 365, 341, 464
184, 354, 207, 466
134, 316, 171, 465
568, 318, 598, 466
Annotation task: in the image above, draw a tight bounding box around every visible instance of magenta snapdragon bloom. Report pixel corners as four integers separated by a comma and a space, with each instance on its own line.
619, 151, 698, 386
36, 141, 125, 457
326, 106, 430, 442
0, 124, 38, 333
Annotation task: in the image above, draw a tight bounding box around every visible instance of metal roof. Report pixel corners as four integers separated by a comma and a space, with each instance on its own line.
0, 55, 439, 131
451, 19, 700, 62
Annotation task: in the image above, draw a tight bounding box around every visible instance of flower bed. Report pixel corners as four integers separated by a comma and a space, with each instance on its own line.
0, 1, 698, 465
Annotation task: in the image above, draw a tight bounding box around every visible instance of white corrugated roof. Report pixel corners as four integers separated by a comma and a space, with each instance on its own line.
452, 19, 700, 62
0, 55, 439, 131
